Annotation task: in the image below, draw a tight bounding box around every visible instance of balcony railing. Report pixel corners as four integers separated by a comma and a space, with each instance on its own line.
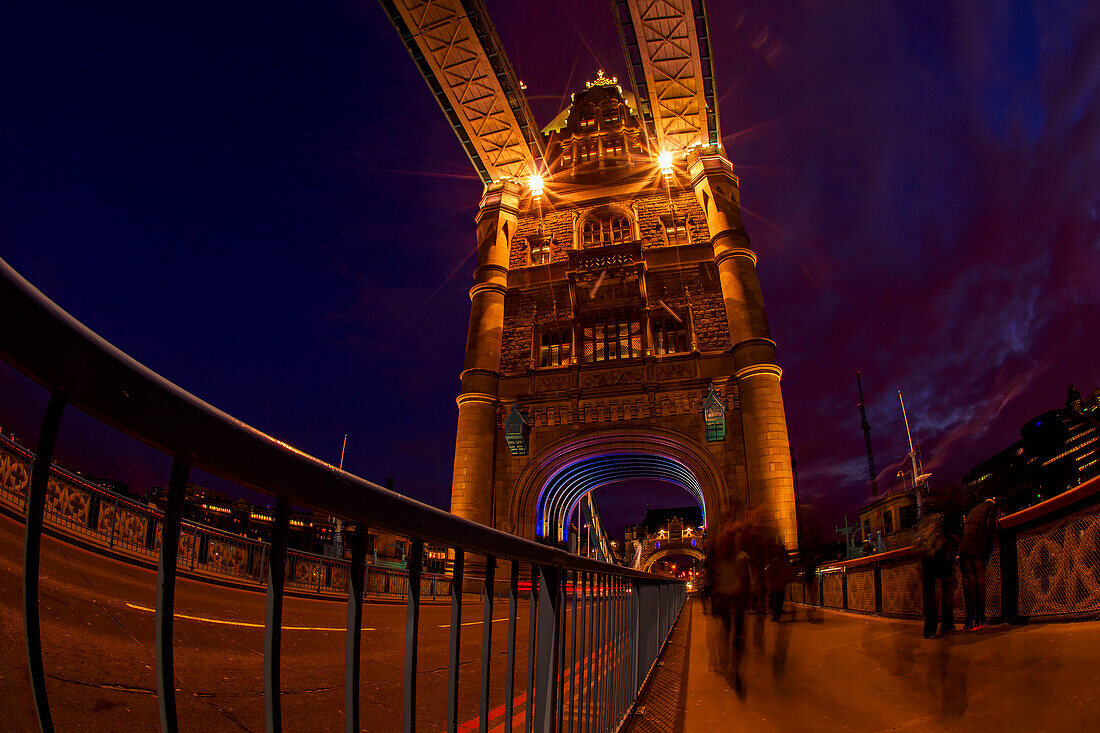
0, 256, 686, 732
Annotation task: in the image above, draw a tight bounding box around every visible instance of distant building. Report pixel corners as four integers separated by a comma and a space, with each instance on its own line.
963, 385, 1100, 513
857, 490, 918, 553
623, 504, 704, 562
145, 483, 334, 553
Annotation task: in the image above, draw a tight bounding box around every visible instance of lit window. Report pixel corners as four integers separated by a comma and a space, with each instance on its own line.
605, 136, 623, 157
579, 143, 595, 162
662, 216, 688, 241
582, 213, 632, 247
609, 215, 630, 243
539, 327, 572, 367
529, 237, 551, 265
653, 316, 687, 355
579, 108, 596, 129
581, 314, 641, 363
604, 107, 620, 125
561, 150, 572, 168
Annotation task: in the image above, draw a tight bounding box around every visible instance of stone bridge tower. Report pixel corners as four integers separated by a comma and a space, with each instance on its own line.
380, 0, 798, 555
450, 75, 798, 554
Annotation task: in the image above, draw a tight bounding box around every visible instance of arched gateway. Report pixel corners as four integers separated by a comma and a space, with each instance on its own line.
447, 76, 799, 556
511, 427, 725, 543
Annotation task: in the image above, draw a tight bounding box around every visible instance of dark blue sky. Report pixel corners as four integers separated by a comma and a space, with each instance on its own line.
2, 2, 1097, 540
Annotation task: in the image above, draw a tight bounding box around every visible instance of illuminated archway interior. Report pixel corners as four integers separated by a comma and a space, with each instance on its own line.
535, 453, 707, 542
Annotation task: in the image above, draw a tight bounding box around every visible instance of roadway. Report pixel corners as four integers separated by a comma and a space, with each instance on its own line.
0, 513, 535, 732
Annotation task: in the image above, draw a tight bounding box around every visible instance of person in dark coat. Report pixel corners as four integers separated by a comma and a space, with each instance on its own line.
920, 486, 965, 638
707, 516, 753, 694
764, 549, 793, 622
959, 497, 1000, 630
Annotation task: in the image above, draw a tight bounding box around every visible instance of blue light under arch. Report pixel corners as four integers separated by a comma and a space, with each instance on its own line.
535, 453, 707, 542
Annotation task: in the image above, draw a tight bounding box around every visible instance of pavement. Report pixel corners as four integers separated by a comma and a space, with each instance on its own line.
683, 598, 1100, 732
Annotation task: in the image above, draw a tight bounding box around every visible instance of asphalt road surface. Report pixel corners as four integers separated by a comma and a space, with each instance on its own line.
1, 513, 545, 732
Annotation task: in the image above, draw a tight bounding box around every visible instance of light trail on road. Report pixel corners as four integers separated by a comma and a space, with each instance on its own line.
125, 602, 374, 632
438, 617, 509, 628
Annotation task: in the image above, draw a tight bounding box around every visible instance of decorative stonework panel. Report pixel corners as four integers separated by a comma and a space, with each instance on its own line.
328, 564, 349, 592
207, 538, 251, 576
655, 362, 692, 381
177, 531, 198, 567
291, 556, 321, 587
96, 502, 147, 545
0, 451, 30, 500
537, 374, 572, 392
846, 567, 876, 612
46, 479, 90, 526
581, 368, 645, 388
1018, 506, 1100, 617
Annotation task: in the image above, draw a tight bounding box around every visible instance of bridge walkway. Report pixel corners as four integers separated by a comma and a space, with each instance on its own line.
631, 598, 1098, 732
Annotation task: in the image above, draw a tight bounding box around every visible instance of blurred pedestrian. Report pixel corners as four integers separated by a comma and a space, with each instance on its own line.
915, 486, 964, 638
708, 516, 752, 694
764, 548, 793, 622
959, 497, 1000, 631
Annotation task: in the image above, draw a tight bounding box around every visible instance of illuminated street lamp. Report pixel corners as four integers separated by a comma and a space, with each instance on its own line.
657, 150, 673, 176
527, 173, 544, 197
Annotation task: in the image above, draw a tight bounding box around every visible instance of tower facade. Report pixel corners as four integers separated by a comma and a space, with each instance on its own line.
450, 75, 798, 554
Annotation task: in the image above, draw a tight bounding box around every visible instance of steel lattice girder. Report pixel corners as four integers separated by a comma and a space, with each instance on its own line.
612, 0, 721, 152
380, 0, 544, 184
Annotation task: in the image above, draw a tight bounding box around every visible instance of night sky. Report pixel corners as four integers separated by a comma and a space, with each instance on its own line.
2, 2, 1097, 542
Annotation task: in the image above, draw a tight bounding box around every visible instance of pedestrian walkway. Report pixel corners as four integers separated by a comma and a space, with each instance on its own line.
683, 599, 1099, 731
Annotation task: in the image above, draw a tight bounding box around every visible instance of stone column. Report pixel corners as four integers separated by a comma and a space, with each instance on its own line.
689, 149, 798, 554
450, 180, 521, 529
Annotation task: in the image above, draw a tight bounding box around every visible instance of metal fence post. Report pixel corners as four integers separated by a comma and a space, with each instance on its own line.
264, 498, 291, 733
874, 562, 883, 614
109, 496, 119, 549
478, 556, 496, 732
23, 392, 66, 733
445, 549, 464, 733
156, 459, 189, 733
504, 562, 519, 733
403, 539, 424, 733
534, 564, 562, 733
841, 568, 849, 611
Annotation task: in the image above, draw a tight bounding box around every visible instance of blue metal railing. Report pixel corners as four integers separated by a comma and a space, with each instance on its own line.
0, 255, 685, 732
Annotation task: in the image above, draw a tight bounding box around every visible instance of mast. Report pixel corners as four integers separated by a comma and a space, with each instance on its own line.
856, 371, 879, 499
898, 389, 926, 508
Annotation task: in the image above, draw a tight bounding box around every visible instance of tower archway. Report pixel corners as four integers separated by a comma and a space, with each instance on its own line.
509, 426, 731, 542
642, 547, 706, 574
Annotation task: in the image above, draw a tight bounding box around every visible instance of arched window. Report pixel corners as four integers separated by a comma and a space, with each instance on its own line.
653, 315, 687, 355
529, 236, 551, 265
538, 327, 572, 367
609, 215, 630, 243
583, 219, 601, 247
581, 211, 634, 247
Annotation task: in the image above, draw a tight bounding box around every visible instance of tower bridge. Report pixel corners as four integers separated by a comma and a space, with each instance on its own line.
3, 3, 1099, 730
381, 0, 799, 557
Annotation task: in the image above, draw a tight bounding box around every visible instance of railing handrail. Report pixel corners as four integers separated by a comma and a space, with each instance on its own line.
0, 256, 673, 581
